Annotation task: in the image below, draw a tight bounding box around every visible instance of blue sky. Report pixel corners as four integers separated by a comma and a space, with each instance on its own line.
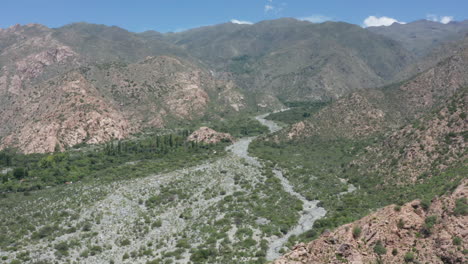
2, 0, 467, 32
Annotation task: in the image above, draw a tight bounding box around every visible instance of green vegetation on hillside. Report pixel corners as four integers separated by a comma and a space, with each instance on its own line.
265, 102, 330, 125
250, 133, 466, 247
0, 131, 226, 193
205, 115, 269, 138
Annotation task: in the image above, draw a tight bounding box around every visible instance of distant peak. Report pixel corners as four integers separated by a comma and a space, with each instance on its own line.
0, 23, 49, 33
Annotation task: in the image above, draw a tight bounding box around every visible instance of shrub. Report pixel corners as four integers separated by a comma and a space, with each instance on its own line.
453, 198, 467, 216
452, 236, 462, 246
420, 199, 431, 211
373, 240, 387, 255
80, 250, 89, 258
82, 222, 92, 232
241, 238, 256, 248
392, 248, 398, 256
404, 252, 415, 262
120, 238, 131, 246
425, 215, 437, 228
31, 226, 54, 240
397, 219, 405, 229
176, 239, 190, 249
89, 245, 102, 256
352, 226, 362, 239
421, 215, 437, 237
190, 248, 216, 262
152, 219, 162, 228
55, 241, 69, 256
13, 168, 27, 180
394, 205, 401, 212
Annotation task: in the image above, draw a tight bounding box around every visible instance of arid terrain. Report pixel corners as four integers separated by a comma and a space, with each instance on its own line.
0, 15, 467, 264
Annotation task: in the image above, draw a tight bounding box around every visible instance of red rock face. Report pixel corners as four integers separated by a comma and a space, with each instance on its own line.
0, 26, 246, 154
275, 180, 467, 264
0, 72, 132, 153
187, 127, 234, 144
15, 46, 77, 80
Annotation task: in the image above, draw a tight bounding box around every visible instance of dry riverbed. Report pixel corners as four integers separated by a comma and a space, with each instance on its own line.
1, 111, 353, 264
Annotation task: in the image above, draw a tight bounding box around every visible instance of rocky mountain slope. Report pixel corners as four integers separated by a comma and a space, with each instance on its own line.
274, 180, 467, 264
285, 36, 468, 141
262, 37, 467, 264
0, 19, 419, 154
368, 19, 468, 56
53, 22, 191, 63
0, 114, 320, 264
349, 88, 467, 185
166, 19, 415, 101
0, 24, 247, 153
1, 19, 466, 154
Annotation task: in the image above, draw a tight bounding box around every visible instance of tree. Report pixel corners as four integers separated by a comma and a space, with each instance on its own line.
54, 143, 61, 153
13, 167, 27, 180
352, 226, 362, 239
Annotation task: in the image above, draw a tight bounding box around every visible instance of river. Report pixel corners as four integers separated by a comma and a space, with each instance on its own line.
227, 111, 327, 261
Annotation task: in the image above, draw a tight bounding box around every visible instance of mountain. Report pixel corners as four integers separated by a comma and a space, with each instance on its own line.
368, 19, 468, 56
274, 180, 467, 264
0, 19, 418, 153
0, 17, 467, 264
166, 19, 415, 101
0, 24, 248, 153
54, 22, 191, 63
285, 36, 468, 141
258, 37, 467, 263
348, 88, 467, 184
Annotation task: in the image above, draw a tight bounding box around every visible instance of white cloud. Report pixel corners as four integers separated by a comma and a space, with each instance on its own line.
264, 4, 274, 12
230, 19, 253, 25
300, 15, 332, 23
427, 14, 454, 24
264, 0, 285, 14
440, 16, 454, 24
363, 16, 405, 27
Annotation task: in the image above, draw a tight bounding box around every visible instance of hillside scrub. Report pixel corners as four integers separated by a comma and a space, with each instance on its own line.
0, 130, 227, 193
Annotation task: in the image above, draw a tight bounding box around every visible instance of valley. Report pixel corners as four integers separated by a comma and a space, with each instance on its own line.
0, 14, 467, 264
0, 113, 351, 264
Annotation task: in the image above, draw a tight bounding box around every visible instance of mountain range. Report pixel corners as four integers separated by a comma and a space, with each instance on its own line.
0, 17, 467, 264
1, 18, 467, 153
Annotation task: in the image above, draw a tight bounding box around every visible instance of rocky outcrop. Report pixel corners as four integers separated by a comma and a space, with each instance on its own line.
0, 72, 132, 153
15, 46, 77, 80
275, 180, 467, 264
187, 127, 234, 144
